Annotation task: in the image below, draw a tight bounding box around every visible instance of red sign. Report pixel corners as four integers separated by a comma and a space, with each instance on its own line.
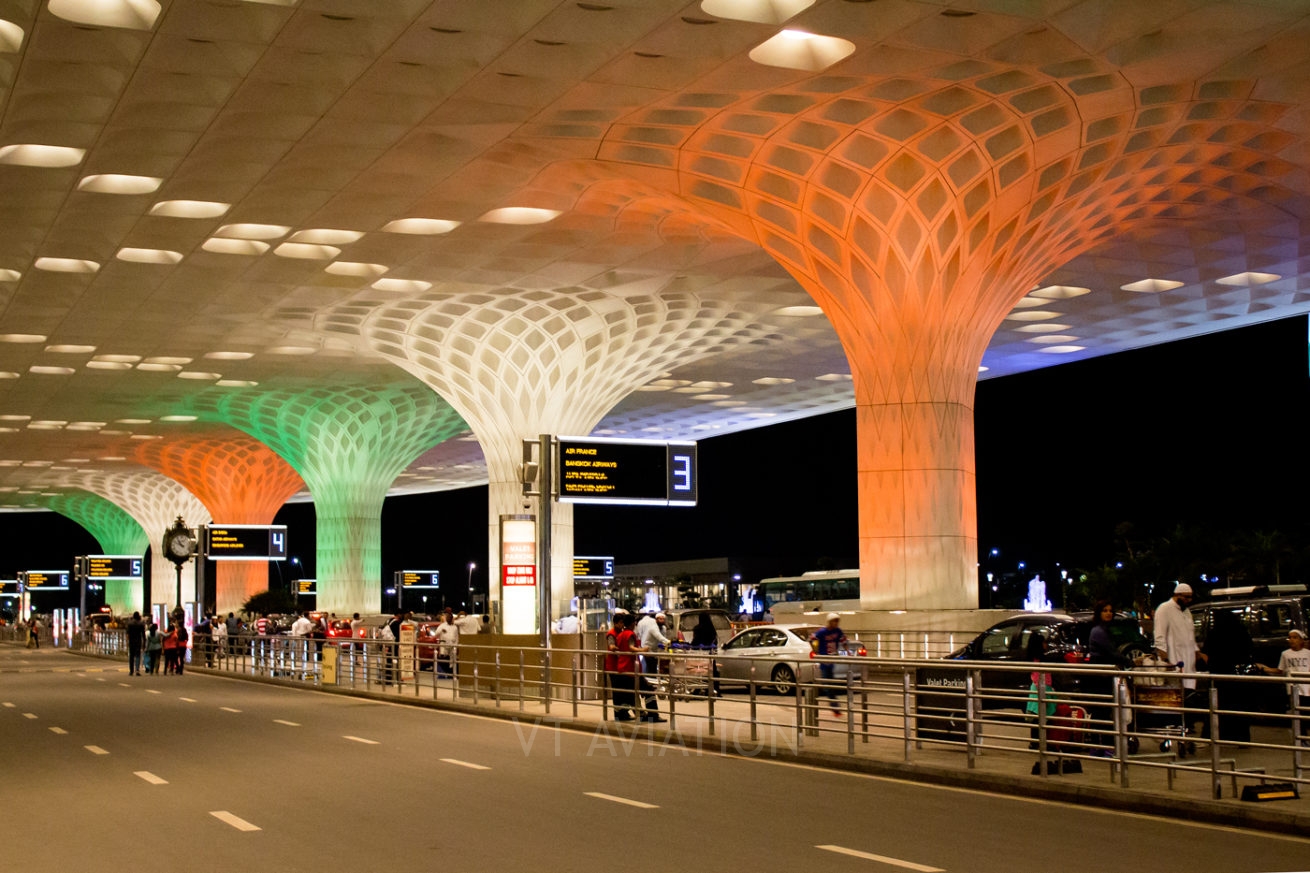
503, 564, 536, 587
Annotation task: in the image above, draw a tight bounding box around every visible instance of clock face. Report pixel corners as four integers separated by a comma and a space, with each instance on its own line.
167, 531, 193, 558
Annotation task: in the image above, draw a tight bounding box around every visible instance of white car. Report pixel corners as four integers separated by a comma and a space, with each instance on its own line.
715, 624, 866, 695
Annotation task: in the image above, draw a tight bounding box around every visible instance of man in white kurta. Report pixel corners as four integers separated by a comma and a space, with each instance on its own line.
1154, 582, 1205, 689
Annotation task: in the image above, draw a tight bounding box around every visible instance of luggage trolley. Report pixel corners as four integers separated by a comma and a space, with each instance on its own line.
1126, 658, 1194, 756
663, 642, 715, 697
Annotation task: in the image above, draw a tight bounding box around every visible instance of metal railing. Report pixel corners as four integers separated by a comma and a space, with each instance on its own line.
59, 630, 1310, 807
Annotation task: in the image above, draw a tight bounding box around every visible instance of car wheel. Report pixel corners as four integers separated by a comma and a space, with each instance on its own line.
770, 664, 796, 695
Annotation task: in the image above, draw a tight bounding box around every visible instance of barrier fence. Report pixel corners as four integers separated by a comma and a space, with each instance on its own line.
17, 626, 1309, 807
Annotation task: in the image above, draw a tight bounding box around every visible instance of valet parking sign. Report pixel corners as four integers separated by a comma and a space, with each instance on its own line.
500, 516, 537, 635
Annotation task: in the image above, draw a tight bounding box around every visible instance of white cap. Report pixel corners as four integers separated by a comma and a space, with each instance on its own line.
655, 612, 666, 619
826, 612, 840, 621
613, 608, 628, 615
1173, 583, 1193, 596
1289, 629, 1306, 639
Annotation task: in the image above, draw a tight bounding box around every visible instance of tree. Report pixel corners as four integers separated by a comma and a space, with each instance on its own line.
242, 589, 296, 617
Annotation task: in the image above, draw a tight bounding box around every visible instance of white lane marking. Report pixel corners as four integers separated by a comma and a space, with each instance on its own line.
84, 745, 109, 755
22, 713, 37, 719
49, 727, 67, 735
584, 792, 658, 809
145, 689, 161, 695
134, 771, 168, 785
343, 735, 379, 745
118, 683, 132, 687
179, 697, 197, 702
273, 719, 300, 727
440, 758, 490, 771
817, 845, 944, 872
96, 678, 106, 682
220, 707, 242, 713
210, 811, 260, 832
2, 702, 13, 707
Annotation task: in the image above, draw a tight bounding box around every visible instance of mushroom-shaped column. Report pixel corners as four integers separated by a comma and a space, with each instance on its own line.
134, 436, 305, 615
189, 381, 466, 614
333, 191, 781, 619
73, 470, 212, 612
38, 491, 150, 615
606, 72, 1307, 607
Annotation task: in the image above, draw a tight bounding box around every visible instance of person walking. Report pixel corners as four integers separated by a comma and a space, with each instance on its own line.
26, 615, 40, 649
174, 621, 189, 674
434, 610, 460, 677
1086, 600, 1132, 752
1154, 583, 1205, 687
224, 612, 242, 656
605, 612, 634, 721
1259, 629, 1310, 724
162, 623, 179, 675
1202, 609, 1255, 743
193, 614, 213, 668
125, 612, 146, 675
212, 613, 227, 663
144, 623, 162, 674
809, 613, 852, 718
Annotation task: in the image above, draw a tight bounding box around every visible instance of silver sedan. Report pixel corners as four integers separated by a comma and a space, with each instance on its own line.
715, 625, 866, 694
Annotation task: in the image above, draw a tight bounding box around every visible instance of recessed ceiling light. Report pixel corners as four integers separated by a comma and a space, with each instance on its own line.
150, 200, 231, 219
326, 262, 388, 278
0, 269, 20, 282
129, 434, 161, 440
216, 379, 258, 387
748, 29, 855, 71
700, 0, 815, 24
145, 356, 191, 365
44, 344, 96, 354
773, 305, 824, 317
160, 415, 197, 422
815, 373, 852, 381
1010, 298, 1051, 309
478, 207, 561, 225
1037, 345, 1084, 354
66, 421, 106, 430
978, 365, 989, 373
1026, 335, 1080, 343
34, 258, 100, 273
711, 400, 748, 407
381, 218, 461, 235
0, 144, 86, 168
94, 354, 141, 363
48, 0, 161, 29
693, 394, 731, 400
0, 427, 16, 433
1004, 311, 1063, 321
0, 20, 24, 52
240, 0, 298, 6
1215, 271, 1280, 286
86, 361, 133, 370
204, 351, 253, 361
117, 247, 182, 264
752, 377, 794, 385
0, 334, 46, 343
371, 278, 432, 293
0, 415, 28, 421
215, 223, 291, 240
136, 363, 181, 372
1121, 278, 1185, 293
274, 243, 340, 260
115, 419, 150, 424
1028, 285, 1091, 299
28, 365, 75, 375
177, 371, 222, 380
289, 229, 363, 245
99, 456, 126, 462
77, 174, 162, 194
1011, 323, 1072, 333
267, 346, 317, 356
202, 238, 270, 255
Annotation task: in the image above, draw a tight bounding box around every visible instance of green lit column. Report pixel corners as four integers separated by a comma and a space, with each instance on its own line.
39, 491, 150, 615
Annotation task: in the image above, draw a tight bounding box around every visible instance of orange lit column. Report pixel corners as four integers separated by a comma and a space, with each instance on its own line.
135, 437, 304, 615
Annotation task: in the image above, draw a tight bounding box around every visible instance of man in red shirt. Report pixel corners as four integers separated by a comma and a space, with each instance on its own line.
605, 611, 635, 721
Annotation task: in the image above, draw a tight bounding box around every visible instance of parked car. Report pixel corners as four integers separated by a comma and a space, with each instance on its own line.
665, 608, 735, 647
1190, 585, 1309, 669
715, 624, 867, 695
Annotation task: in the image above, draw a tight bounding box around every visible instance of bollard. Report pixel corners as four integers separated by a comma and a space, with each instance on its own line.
571, 654, 579, 719
846, 668, 855, 755
543, 648, 551, 715
494, 651, 502, 707
1035, 678, 1048, 777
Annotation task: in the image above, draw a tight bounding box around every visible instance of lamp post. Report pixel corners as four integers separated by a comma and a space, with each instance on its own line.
467, 562, 476, 611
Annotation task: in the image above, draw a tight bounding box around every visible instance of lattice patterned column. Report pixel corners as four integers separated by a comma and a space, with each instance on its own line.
584, 68, 1305, 607
135, 436, 305, 615
71, 470, 212, 613
190, 381, 466, 614
331, 190, 780, 620
38, 491, 150, 615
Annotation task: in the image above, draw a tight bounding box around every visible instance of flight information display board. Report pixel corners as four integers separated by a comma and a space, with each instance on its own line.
297, 579, 316, 595
396, 570, 440, 589
203, 525, 287, 561
21, 570, 70, 589
572, 556, 615, 579
84, 555, 143, 580
0, 579, 18, 595
556, 437, 697, 506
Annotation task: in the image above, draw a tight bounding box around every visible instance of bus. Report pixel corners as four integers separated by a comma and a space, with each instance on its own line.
744, 570, 862, 617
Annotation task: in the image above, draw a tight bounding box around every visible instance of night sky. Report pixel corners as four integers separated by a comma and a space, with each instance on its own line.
6, 314, 1309, 609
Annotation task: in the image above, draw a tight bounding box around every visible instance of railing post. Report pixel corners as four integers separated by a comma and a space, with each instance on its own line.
518, 649, 525, 712
966, 668, 979, 770
1115, 675, 1130, 788
1209, 684, 1222, 799
543, 648, 551, 715
902, 669, 913, 762
1035, 677, 1048, 777
846, 667, 855, 755
706, 654, 715, 736
1292, 686, 1303, 781
571, 653, 579, 719
749, 662, 758, 744
494, 651, 502, 707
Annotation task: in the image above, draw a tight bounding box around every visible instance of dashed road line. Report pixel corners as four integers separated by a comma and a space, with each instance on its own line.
49, 727, 67, 735
210, 811, 260, 832
84, 745, 109, 756
179, 697, 197, 702
816, 845, 944, 872
273, 719, 300, 726
584, 792, 658, 809
343, 735, 379, 745
118, 683, 132, 688
220, 707, 242, 713
22, 713, 37, 719
134, 771, 168, 785
2, 702, 13, 707
440, 758, 490, 770
145, 689, 161, 695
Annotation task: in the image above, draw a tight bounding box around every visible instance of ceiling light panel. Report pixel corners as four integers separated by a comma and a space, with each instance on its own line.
748, 30, 855, 72
78, 174, 162, 194
34, 258, 100, 273
274, 243, 341, 260
48, 0, 161, 29
326, 262, 389, 277
149, 200, 231, 219
215, 223, 291, 240
0, 144, 86, 167
372, 278, 431, 293
1121, 278, 1185, 293
1215, 272, 1280, 286
44, 345, 96, 354
700, 0, 815, 25
382, 218, 460, 235
0, 20, 24, 52
1029, 285, 1091, 299
289, 229, 363, 245
202, 239, 270, 255
0, 269, 20, 281
116, 248, 183, 264
479, 208, 561, 225
0, 334, 46, 343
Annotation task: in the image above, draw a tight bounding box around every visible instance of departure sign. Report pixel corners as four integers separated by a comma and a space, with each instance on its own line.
0, 579, 18, 595
556, 437, 697, 506
396, 570, 440, 589
203, 525, 287, 561
573, 556, 615, 579
21, 570, 70, 589
84, 555, 143, 580
297, 579, 316, 595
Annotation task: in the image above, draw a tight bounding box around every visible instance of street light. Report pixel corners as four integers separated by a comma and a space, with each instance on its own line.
467, 562, 476, 610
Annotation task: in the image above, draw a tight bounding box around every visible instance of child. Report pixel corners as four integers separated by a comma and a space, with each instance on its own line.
1259, 629, 1310, 711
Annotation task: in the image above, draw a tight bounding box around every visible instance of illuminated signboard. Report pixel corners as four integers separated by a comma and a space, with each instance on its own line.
0, 579, 18, 595
21, 570, 70, 589
500, 515, 537, 635
395, 570, 440, 589
84, 555, 143, 580
556, 437, 697, 506
203, 525, 287, 561
573, 556, 615, 579
297, 579, 316, 595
